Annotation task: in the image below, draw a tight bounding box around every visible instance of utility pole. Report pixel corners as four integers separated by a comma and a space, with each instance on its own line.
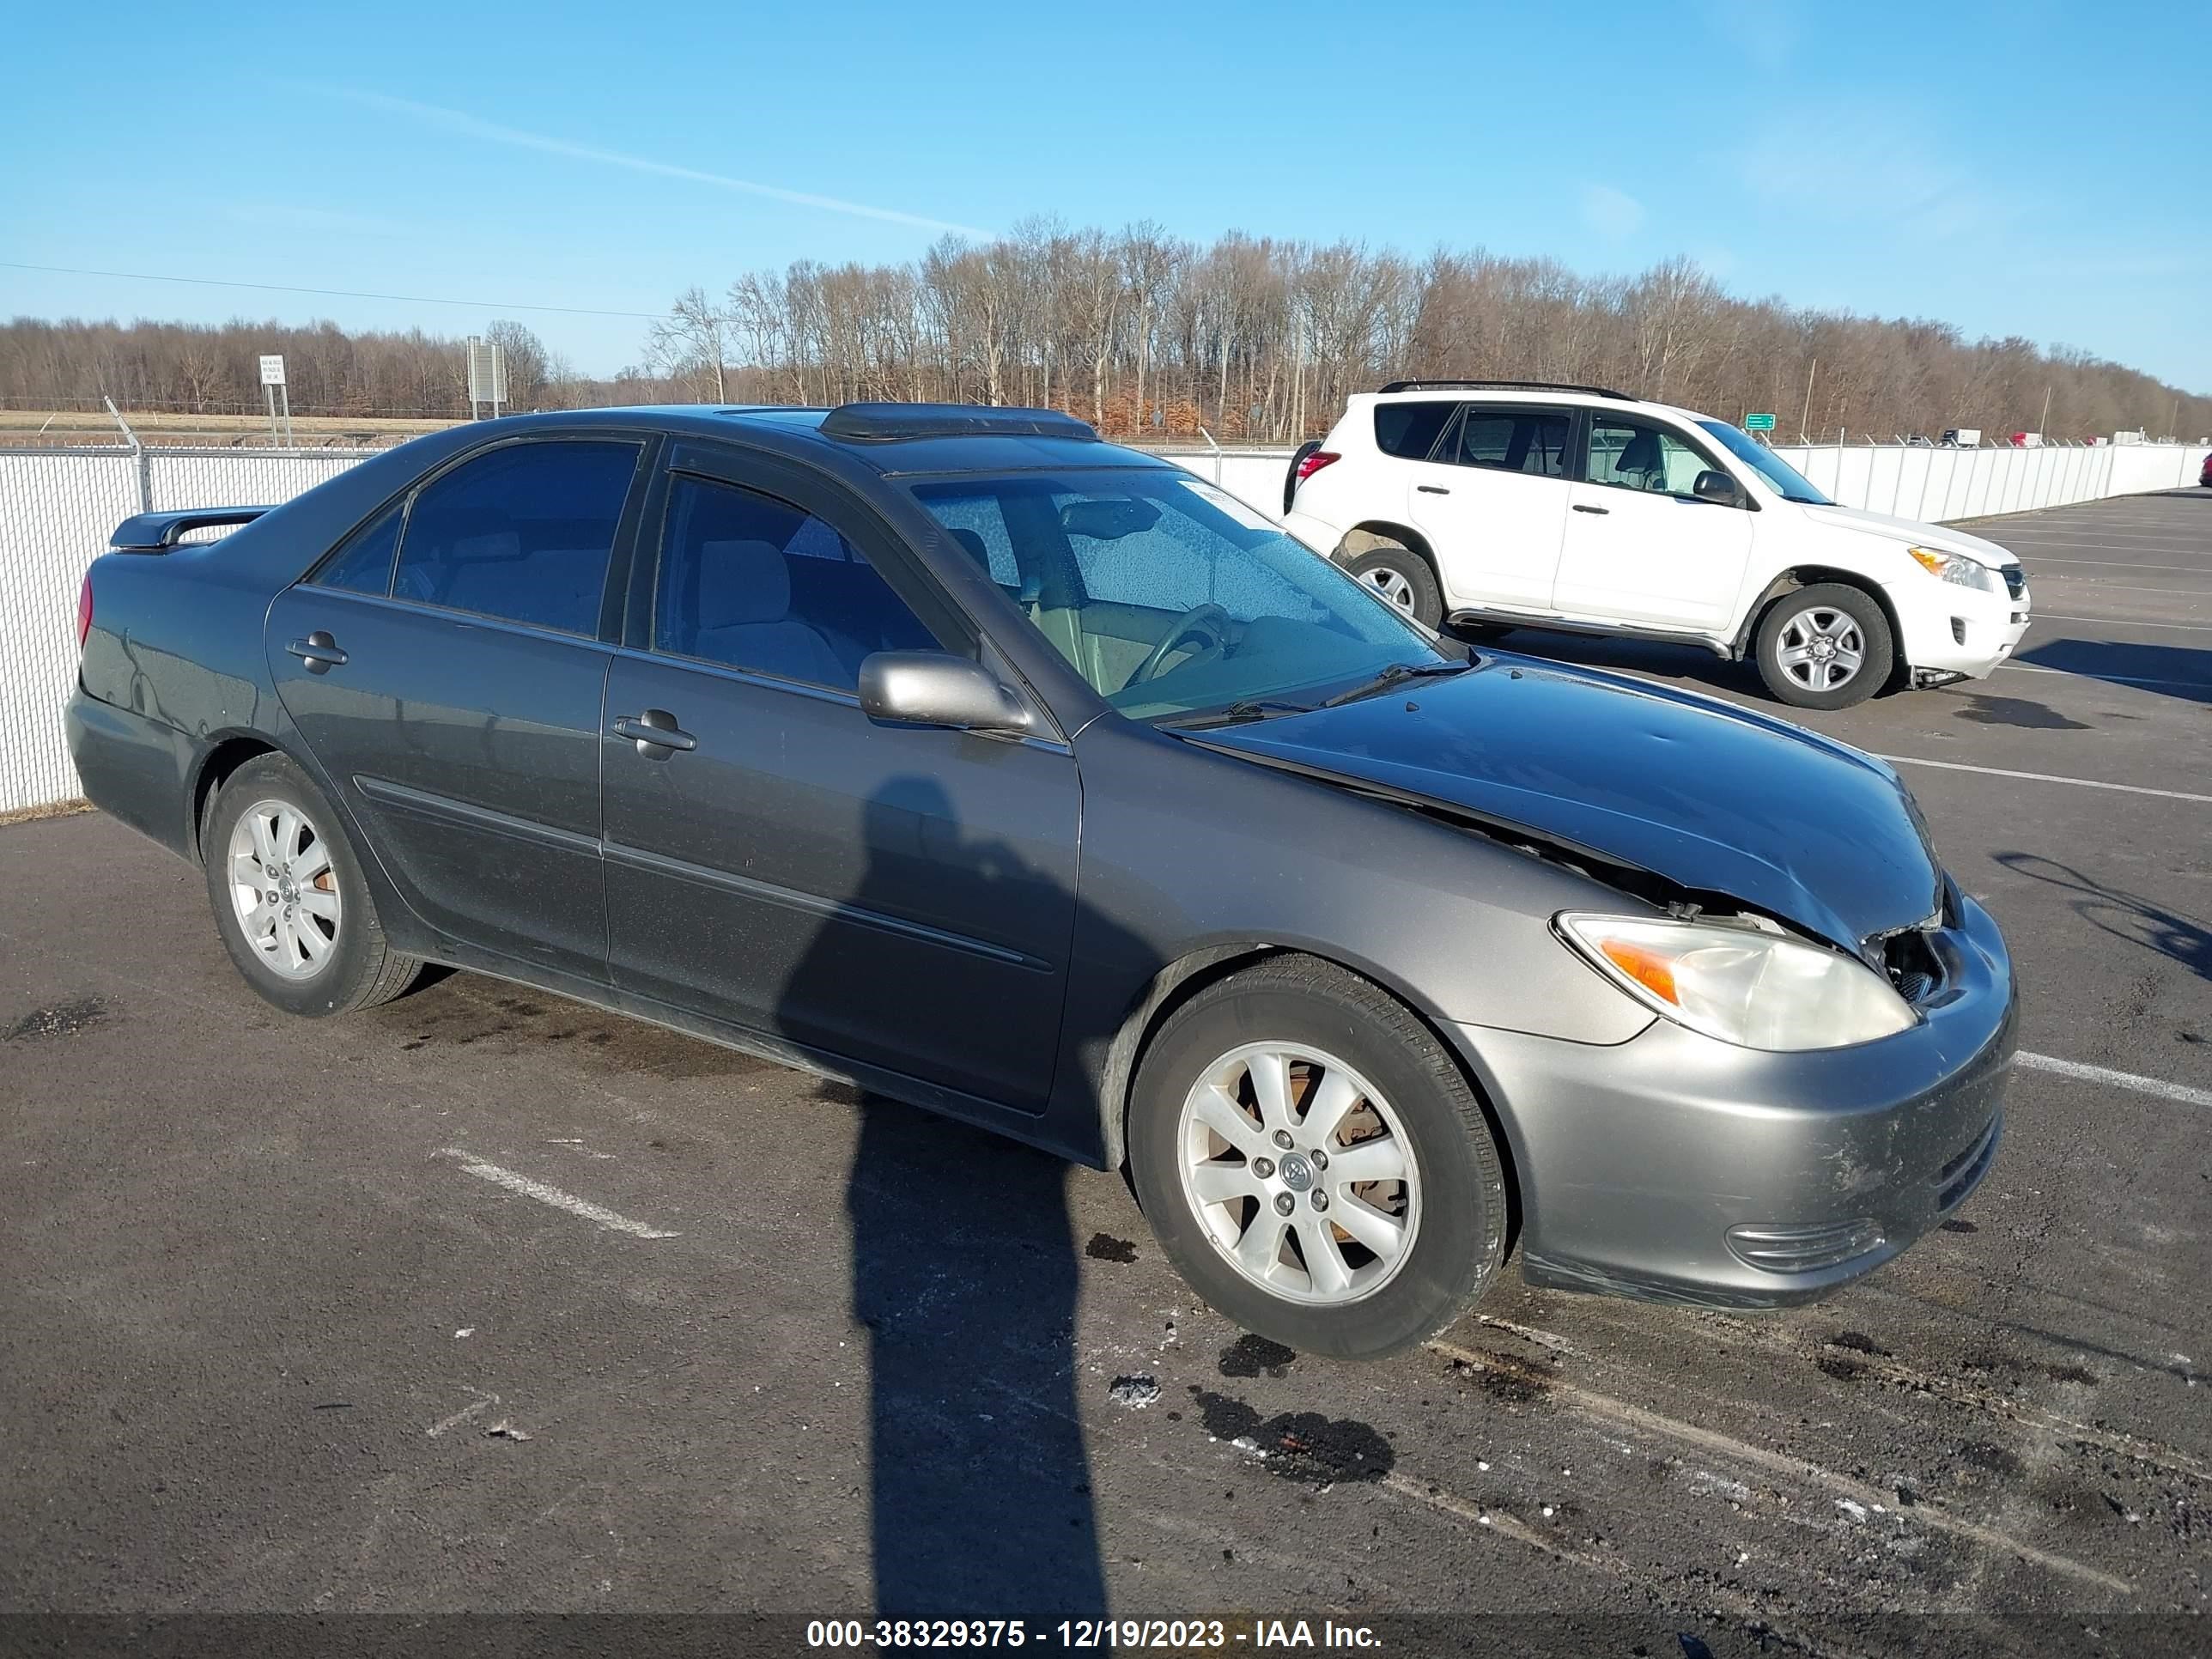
2039, 385, 2052, 439
1799, 357, 1817, 441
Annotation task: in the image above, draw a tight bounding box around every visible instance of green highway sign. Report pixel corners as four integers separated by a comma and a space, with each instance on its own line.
1744, 412, 1777, 431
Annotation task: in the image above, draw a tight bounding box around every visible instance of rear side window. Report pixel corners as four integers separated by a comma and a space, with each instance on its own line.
312, 501, 404, 595
1372, 401, 1455, 459
392, 441, 640, 635
1450, 410, 1571, 477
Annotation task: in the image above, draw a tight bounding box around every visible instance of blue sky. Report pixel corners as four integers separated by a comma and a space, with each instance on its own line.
3, 0, 2205, 390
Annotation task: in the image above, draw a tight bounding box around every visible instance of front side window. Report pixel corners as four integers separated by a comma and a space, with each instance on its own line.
392, 441, 639, 635
1698, 419, 1830, 504
914, 471, 1457, 720
1450, 409, 1571, 477
654, 474, 939, 690
1582, 418, 1718, 499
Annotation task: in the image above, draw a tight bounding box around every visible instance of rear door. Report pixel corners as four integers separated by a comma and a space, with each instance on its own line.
266, 435, 649, 979
599, 443, 1080, 1110
1402, 404, 1576, 611
1552, 415, 1754, 629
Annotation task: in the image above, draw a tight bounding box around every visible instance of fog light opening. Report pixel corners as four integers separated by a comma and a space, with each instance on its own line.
1725, 1218, 1886, 1274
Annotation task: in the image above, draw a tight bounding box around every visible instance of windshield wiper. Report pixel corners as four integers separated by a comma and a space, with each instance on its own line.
1159, 697, 1312, 731
1316, 659, 1474, 708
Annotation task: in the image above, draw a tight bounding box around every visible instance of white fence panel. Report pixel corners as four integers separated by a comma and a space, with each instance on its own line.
0, 452, 143, 813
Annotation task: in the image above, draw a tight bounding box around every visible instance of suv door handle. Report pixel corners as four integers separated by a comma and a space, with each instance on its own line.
612, 710, 697, 755
1571, 504, 1611, 515
286, 631, 348, 672
1416, 484, 1450, 495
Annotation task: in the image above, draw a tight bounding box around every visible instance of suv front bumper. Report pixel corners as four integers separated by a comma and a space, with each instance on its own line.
1449, 890, 2016, 1308
1888, 574, 2031, 679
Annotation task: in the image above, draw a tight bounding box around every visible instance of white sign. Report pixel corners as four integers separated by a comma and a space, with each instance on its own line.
465, 338, 507, 406
258, 355, 287, 387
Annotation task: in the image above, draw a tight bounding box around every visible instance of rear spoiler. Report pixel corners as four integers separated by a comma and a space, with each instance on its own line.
109, 506, 276, 553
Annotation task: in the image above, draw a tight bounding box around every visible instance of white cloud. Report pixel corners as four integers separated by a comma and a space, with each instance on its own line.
308, 86, 992, 239
1581, 185, 1648, 241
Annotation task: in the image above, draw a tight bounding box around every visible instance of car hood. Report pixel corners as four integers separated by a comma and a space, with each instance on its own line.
1192, 655, 1944, 953
1801, 501, 2015, 568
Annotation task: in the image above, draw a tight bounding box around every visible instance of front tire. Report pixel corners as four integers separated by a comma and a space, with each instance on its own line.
203, 752, 423, 1017
1127, 957, 1508, 1360
1753, 582, 1894, 710
1344, 544, 1444, 629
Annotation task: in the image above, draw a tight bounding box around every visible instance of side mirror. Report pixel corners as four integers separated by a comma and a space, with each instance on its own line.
857, 652, 1036, 736
1692, 469, 1744, 507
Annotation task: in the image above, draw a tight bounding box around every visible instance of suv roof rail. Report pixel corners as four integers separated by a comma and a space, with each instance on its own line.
1376, 379, 1636, 400
818, 402, 1099, 443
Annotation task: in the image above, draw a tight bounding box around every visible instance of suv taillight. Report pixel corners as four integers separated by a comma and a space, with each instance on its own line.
76, 574, 93, 649
1296, 450, 1340, 483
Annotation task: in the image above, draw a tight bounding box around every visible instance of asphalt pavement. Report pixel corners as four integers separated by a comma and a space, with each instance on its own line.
3, 489, 2208, 1657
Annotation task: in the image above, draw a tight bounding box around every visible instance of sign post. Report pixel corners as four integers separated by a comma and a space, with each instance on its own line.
1744, 412, 1776, 432
259, 355, 290, 447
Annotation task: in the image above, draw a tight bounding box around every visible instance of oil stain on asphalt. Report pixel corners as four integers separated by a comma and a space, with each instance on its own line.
1193, 1389, 1394, 1487
4, 995, 110, 1041
1217, 1334, 1297, 1378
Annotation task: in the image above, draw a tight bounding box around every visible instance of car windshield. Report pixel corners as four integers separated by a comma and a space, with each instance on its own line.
1697, 420, 1831, 505
911, 471, 1461, 720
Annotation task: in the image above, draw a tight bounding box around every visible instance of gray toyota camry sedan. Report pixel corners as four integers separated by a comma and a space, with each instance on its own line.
65, 403, 2014, 1358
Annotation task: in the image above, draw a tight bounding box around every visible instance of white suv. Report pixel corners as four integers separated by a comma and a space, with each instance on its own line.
1282, 381, 2032, 708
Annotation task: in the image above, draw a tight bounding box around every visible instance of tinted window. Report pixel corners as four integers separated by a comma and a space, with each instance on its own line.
392, 441, 638, 635
1583, 419, 1717, 497
1373, 401, 1455, 459
1451, 410, 1571, 477
313, 501, 403, 595
655, 474, 939, 689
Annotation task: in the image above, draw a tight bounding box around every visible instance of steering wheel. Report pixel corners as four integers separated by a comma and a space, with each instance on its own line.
1126, 602, 1231, 689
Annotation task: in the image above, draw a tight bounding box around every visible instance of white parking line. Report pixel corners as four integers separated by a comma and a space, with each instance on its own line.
2032, 613, 2212, 632
2018, 1053, 2212, 1111
2026, 580, 2212, 599
438, 1148, 680, 1237
1878, 754, 2212, 804
2024, 557, 2212, 574
1998, 664, 2212, 693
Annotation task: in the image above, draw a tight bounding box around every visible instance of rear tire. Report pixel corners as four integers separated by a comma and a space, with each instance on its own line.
203, 752, 423, 1018
1127, 957, 1508, 1360
1344, 544, 1444, 629
1753, 582, 1893, 710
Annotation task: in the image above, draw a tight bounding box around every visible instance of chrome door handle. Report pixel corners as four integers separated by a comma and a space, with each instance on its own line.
1572, 504, 1611, 515
612, 711, 697, 755
286, 631, 348, 672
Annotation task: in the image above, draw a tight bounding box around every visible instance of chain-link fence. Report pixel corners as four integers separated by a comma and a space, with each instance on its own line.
0, 442, 397, 812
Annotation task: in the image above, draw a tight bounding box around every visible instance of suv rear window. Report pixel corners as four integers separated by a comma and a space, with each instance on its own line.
1373, 401, 1455, 459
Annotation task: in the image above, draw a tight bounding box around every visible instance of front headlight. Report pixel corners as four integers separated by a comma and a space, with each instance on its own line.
1554, 913, 1917, 1051
1908, 546, 2000, 592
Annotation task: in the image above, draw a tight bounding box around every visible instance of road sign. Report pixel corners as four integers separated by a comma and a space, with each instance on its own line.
466, 338, 508, 411
258, 355, 287, 387
1744, 412, 1775, 431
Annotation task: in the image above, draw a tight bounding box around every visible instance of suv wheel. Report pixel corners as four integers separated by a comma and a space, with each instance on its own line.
1127, 957, 1508, 1359
1753, 582, 1894, 710
1344, 544, 1443, 629
203, 752, 424, 1017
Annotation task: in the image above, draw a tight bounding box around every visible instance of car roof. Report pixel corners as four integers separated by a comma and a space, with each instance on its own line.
470, 404, 1175, 479
1364, 386, 1723, 428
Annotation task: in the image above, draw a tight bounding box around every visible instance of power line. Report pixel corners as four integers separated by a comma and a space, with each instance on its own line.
0, 262, 663, 321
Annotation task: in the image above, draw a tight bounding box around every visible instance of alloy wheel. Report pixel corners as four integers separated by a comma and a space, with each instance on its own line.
1359, 566, 1418, 613
1774, 605, 1867, 692
226, 798, 341, 979
1176, 1042, 1421, 1304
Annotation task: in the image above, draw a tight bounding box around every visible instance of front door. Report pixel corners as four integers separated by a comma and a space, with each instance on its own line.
599, 450, 1080, 1110
1402, 404, 1577, 612
1552, 416, 1755, 629
267, 436, 646, 978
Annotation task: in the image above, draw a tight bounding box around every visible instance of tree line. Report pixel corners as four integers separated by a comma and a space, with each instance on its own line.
4, 224, 2204, 444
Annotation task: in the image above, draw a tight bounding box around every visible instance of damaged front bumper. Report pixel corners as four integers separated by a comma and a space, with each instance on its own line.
1449, 890, 2017, 1309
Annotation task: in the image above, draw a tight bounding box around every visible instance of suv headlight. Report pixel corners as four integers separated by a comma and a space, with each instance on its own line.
1908, 546, 2000, 592
1554, 913, 1917, 1051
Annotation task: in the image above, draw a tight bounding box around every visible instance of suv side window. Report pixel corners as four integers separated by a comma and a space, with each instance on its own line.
1582, 417, 1719, 499
1373, 401, 1456, 460
1449, 408, 1572, 477
654, 473, 940, 690
392, 441, 640, 634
